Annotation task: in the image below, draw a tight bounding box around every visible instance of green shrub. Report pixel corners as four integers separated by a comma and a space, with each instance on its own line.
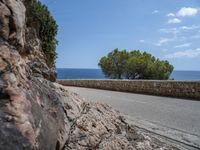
27, 0, 58, 66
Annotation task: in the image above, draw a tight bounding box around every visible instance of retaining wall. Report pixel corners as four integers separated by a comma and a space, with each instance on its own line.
57, 80, 200, 100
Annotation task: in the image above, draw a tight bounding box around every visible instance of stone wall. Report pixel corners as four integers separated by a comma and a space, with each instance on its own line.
57, 80, 200, 100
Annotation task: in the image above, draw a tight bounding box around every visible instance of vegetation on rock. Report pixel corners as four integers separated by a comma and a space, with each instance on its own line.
27, 0, 58, 66
98, 49, 174, 80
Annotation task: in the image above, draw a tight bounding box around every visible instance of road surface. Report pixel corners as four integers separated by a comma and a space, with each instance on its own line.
64, 86, 200, 149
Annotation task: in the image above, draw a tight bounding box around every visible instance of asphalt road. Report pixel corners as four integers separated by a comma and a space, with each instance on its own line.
64, 86, 200, 149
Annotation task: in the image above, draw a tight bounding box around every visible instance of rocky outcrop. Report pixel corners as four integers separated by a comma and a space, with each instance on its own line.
55, 84, 179, 150
0, 0, 25, 47
0, 0, 179, 149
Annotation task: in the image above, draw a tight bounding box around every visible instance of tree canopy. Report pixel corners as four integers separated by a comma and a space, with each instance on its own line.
98, 49, 174, 80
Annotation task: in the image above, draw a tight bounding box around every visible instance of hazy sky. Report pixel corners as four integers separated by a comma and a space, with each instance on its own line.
41, 0, 200, 70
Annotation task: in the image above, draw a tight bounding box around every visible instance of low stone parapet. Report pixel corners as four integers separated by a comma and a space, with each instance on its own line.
57, 80, 200, 100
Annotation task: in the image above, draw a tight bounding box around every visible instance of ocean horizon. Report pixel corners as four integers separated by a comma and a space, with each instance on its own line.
57, 68, 200, 80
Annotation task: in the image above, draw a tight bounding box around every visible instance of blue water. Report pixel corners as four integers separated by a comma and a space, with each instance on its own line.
170, 71, 200, 80
57, 68, 105, 79
57, 68, 200, 80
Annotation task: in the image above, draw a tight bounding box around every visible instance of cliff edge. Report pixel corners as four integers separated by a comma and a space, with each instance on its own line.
0, 0, 179, 149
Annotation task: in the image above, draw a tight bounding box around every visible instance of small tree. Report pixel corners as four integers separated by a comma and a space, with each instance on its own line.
98, 49, 174, 80
98, 49, 129, 79
126, 51, 142, 79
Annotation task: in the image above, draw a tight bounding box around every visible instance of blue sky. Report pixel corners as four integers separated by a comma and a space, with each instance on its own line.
41, 0, 200, 70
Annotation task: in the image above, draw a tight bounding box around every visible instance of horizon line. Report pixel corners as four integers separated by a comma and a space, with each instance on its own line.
56, 68, 200, 71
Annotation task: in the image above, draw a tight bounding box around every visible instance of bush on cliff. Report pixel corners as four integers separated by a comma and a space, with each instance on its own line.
98, 49, 174, 80
27, 0, 58, 66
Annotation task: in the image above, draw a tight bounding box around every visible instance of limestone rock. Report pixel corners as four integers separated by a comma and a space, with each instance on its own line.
6, 0, 26, 47
0, 1, 11, 41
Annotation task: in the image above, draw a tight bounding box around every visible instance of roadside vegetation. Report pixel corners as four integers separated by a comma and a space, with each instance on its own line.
98, 49, 174, 80
27, 0, 58, 66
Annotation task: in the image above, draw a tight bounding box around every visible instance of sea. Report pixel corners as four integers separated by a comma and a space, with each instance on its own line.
57, 68, 200, 80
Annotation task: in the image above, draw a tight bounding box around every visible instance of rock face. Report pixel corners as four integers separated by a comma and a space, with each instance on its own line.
0, 0, 179, 150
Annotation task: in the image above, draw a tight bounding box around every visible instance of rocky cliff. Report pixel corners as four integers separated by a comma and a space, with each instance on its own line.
0, 0, 179, 149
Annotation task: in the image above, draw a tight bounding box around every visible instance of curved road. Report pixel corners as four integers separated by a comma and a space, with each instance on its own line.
64, 86, 200, 149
